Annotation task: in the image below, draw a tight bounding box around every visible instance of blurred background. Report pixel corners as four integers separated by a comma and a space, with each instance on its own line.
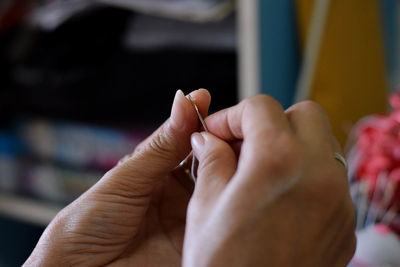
0, 0, 399, 266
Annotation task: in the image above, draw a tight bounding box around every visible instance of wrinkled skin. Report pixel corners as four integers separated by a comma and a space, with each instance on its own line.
24, 92, 356, 267
24, 89, 210, 266
183, 96, 356, 267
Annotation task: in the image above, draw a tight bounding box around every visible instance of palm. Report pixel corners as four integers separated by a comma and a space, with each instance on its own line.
108, 170, 193, 266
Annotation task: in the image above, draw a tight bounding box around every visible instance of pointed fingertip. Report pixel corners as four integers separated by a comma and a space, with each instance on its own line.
170, 89, 188, 129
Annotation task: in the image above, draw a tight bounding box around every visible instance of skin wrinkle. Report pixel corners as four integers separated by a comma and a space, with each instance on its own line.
101, 170, 155, 199
90, 194, 149, 212
24, 88, 208, 266
62, 215, 135, 242
24, 93, 355, 267
68, 229, 126, 244
110, 221, 147, 264
66, 234, 127, 250
69, 210, 136, 232
112, 175, 186, 264
198, 149, 224, 177
107, 178, 185, 266
132, 120, 191, 177
62, 239, 125, 265
183, 96, 355, 266
80, 212, 138, 231
148, 128, 181, 163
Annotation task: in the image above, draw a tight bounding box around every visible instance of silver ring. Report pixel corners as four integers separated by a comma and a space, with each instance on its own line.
334, 152, 347, 170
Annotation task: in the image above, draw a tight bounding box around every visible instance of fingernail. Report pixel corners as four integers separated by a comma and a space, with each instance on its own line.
170, 90, 186, 129
191, 132, 205, 152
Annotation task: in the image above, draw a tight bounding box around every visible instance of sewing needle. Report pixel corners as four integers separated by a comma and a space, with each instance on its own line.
187, 94, 209, 181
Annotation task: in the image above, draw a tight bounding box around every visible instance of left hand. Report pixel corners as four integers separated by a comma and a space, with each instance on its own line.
23, 89, 211, 267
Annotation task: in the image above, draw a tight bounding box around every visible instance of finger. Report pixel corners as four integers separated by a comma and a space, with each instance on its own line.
191, 132, 237, 199
132, 88, 211, 160
97, 89, 211, 197
205, 95, 292, 141
189, 88, 210, 119
205, 95, 297, 179
285, 101, 340, 154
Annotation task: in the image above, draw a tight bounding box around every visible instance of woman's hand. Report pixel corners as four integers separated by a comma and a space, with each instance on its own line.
24, 89, 211, 267
183, 95, 356, 267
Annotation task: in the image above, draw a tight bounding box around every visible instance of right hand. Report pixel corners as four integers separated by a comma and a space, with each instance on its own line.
183, 95, 356, 267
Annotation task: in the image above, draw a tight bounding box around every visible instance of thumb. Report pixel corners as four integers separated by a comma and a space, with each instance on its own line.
191, 132, 237, 197
96, 89, 211, 197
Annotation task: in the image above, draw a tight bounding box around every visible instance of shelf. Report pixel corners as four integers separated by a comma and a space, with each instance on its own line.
0, 194, 63, 226
98, 0, 233, 22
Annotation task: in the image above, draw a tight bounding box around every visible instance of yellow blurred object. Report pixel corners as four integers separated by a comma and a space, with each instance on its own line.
296, 0, 389, 146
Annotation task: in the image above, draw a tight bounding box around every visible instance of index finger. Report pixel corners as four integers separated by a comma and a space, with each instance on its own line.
204, 95, 298, 200
205, 95, 292, 142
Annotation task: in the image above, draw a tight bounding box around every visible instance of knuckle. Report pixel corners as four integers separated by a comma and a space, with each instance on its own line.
244, 94, 281, 110
290, 101, 329, 121
132, 140, 146, 154
117, 153, 132, 165
149, 132, 171, 156
141, 128, 180, 162
199, 142, 227, 170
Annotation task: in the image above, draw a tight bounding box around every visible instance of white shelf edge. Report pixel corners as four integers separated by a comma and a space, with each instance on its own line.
0, 194, 64, 226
